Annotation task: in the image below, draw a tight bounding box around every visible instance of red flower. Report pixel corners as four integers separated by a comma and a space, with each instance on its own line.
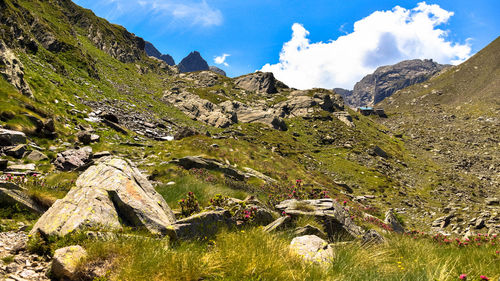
459, 274, 467, 280
480, 275, 489, 280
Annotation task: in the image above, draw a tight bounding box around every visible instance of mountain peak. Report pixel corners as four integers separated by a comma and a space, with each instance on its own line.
178, 51, 209, 73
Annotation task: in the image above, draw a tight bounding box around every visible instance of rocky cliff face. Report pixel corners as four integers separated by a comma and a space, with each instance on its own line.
178, 51, 209, 73
338, 59, 449, 108
144, 41, 175, 66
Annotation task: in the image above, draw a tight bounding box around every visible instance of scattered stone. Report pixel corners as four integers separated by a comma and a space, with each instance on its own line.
31, 157, 176, 237
242, 167, 277, 184
432, 214, 455, 229
290, 235, 334, 264
102, 119, 128, 135
51, 245, 88, 281
76, 131, 92, 145
0, 129, 26, 146
25, 150, 48, 162
384, 209, 405, 233
53, 146, 93, 171
369, 145, 389, 158
294, 225, 328, 240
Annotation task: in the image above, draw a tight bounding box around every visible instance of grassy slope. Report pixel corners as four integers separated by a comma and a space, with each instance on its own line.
1, 1, 498, 280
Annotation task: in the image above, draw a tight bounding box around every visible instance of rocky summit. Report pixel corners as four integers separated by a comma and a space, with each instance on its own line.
0, 0, 498, 280
337, 59, 449, 108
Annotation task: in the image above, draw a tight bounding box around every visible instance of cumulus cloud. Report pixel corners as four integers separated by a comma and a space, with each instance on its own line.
214, 53, 230, 66
80, 0, 223, 27
261, 2, 471, 90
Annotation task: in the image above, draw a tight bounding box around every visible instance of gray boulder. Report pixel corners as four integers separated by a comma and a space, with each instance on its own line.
0, 128, 26, 146
5, 144, 27, 158
51, 245, 88, 281
384, 209, 405, 233
290, 235, 334, 264
276, 199, 363, 239
53, 146, 93, 171
31, 157, 176, 237
362, 229, 385, 244
26, 150, 48, 162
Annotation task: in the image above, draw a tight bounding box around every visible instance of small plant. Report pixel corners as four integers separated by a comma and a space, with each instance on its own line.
1, 255, 14, 264
178, 192, 200, 218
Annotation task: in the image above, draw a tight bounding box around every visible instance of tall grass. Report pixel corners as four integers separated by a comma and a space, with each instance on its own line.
79, 229, 500, 281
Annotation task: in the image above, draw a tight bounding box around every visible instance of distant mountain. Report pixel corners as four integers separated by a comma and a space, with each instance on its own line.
144, 41, 175, 66
178, 51, 209, 73
209, 66, 226, 76
337, 59, 449, 108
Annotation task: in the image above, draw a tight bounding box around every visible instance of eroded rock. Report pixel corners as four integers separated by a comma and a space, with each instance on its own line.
31, 157, 176, 237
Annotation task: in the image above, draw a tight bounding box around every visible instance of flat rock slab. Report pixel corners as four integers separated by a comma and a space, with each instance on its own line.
0, 129, 26, 146
290, 235, 334, 264
31, 157, 176, 237
276, 199, 363, 239
0, 186, 47, 214
173, 209, 234, 240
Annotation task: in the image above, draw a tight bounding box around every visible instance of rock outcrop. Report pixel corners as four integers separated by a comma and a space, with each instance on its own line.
337, 59, 449, 107
31, 157, 176, 237
209, 66, 226, 76
0, 182, 47, 214
276, 198, 363, 239
173, 209, 233, 240
0, 129, 26, 146
53, 146, 93, 171
178, 51, 209, 73
144, 41, 175, 66
234, 72, 287, 94
384, 209, 405, 233
0, 40, 34, 98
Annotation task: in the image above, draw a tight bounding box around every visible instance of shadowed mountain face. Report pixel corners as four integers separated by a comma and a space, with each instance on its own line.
144, 41, 175, 66
178, 51, 209, 73
337, 59, 449, 108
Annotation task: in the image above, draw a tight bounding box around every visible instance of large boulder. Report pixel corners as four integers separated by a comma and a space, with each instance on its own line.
51, 245, 88, 281
31, 157, 176, 237
290, 235, 334, 264
0, 129, 26, 146
53, 146, 93, 171
276, 199, 363, 239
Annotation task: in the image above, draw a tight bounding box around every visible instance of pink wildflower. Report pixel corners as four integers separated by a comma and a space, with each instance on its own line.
480, 275, 489, 280
459, 274, 467, 280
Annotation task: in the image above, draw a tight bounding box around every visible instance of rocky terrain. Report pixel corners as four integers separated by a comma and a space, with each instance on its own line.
144, 41, 175, 66
0, 0, 498, 280
337, 59, 449, 108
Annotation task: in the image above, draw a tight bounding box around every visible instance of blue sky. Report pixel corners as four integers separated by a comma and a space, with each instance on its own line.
73, 0, 499, 89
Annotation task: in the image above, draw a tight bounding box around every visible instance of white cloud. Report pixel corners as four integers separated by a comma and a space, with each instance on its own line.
261, 2, 471, 90
214, 53, 230, 66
